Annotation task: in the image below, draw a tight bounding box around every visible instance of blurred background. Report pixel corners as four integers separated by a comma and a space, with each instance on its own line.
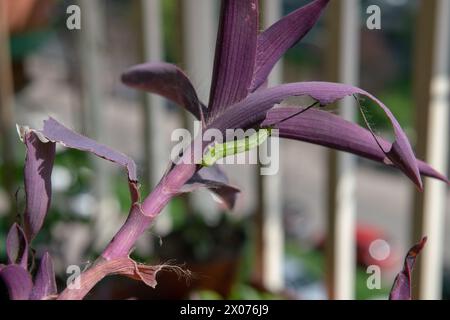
0, 0, 449, 300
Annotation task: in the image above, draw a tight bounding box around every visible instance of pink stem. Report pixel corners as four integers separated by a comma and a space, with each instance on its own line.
57, 162, 197, 300
102, 162, 197, 260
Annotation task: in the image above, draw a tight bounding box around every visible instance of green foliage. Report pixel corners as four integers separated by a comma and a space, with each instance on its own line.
357, 81, 413, 133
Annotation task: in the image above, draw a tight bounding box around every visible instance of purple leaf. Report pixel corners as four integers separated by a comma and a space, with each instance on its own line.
181, 165, 240, 210
211, 82, 423, 190
251, 0, 330, 91
389, 237, 427, 300
30, 252, 57, 300
6, 223, 28, 269
121, 62, 206, 121
417, 161, 449, 184
208, 0, 259, 120
23, 130, 55, 241
41, 117, 140, 203
262, 107, 448, 183
0, 265, 33, 300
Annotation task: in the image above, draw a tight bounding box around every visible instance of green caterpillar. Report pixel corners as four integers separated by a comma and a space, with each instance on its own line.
201, 128, 272, 167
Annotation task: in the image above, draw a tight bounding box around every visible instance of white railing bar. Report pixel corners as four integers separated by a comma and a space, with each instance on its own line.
140, 0, 167, 187
325, 0, 360, 300
182, 0, 217, 215
413, 0, 449, 300
261, 0, 285, 292
78, 0, 114, 249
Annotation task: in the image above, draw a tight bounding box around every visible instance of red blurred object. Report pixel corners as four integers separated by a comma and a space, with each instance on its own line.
355, 225, 397, 268
316, 224, 398, 269
5, 0, 54, 34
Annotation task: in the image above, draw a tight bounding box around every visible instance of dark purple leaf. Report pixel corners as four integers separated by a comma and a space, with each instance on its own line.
417, 161, 449, 184
211, 82, 423, 190
262, 107, 448, 183
6, 223, 28, 269
0, 265, 33, 300
121, 62, 206, 121
251, 0, 329, 91
181, 165, 240, 210
23, 130, 55, 241
389, 237, 427, 300
208, 0, 259, 120
30, 252, 57, 300
41, 117, 140, 203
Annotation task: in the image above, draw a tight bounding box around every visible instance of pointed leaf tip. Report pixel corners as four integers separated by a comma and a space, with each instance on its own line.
6, 223, 28, 269
30, 252, 57, 300
23, 130, 56, 241
252, 0, 330, 91
0, 265, 33, 300
121, 62, 205, 120
389, 237, 427, 300
261, 107, 448, 184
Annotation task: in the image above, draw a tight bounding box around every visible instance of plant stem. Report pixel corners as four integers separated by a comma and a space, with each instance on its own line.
57, 161, 197, 299
103, 162, 197, 260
